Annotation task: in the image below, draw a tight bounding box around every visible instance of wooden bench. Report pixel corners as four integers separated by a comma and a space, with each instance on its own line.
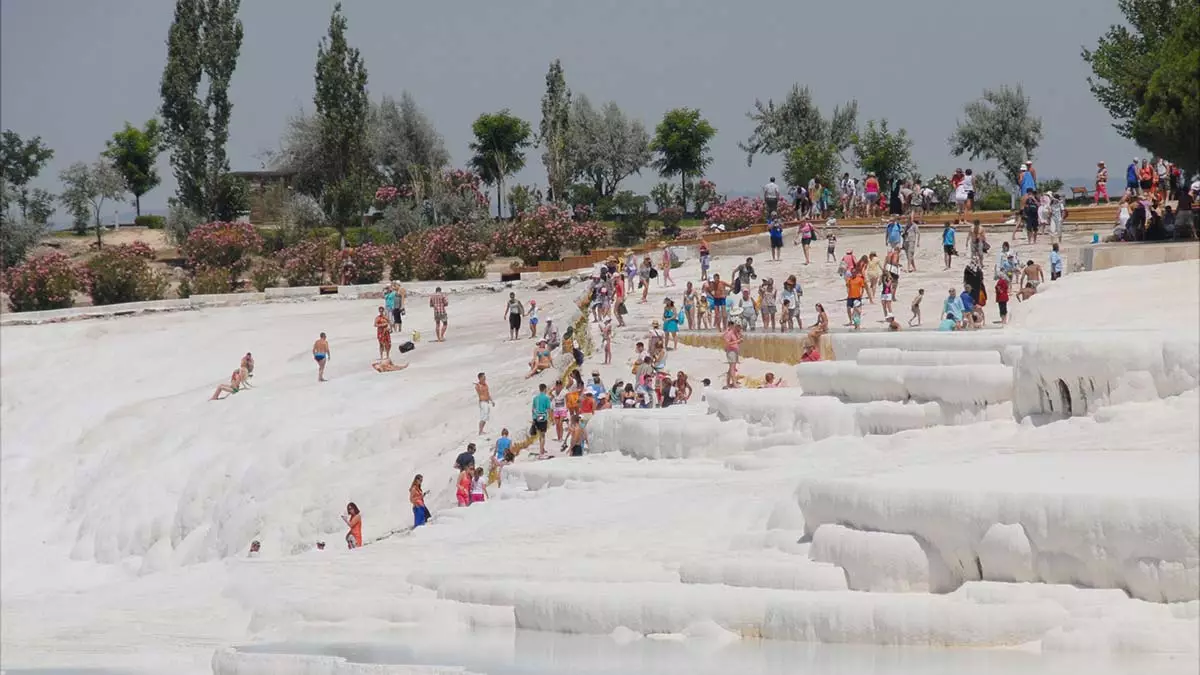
1070, 186, 1091, 201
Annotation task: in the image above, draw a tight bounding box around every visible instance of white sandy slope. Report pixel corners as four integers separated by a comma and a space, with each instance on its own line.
1, 234, 1197, 674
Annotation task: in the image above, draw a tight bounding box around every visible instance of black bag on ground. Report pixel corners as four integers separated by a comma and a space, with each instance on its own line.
398, 341, 415, 353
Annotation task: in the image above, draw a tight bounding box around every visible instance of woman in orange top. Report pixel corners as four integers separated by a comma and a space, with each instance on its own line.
410, 475, 429, 527
342, 502, 362, 549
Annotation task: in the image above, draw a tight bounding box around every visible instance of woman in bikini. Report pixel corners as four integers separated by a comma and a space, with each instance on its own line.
682, 282, 698, 331
808, 303, 829, 344
209, 369, 243, 401
525, 341, 553, 378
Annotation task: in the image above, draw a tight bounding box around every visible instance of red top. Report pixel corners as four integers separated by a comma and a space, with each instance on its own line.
995, 277, 1010, 303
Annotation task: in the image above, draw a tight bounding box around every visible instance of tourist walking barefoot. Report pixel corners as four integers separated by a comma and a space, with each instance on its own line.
531, 383, 552, 456
662, 300, 680, 350
639, 256, 654, 303
527, 299, 540, 339
602, 318, 613, 364
375, 307, 392, 361
759, 278, 777, 332
909, 289, 924, 327
613, 279, 628, 327
475, 372, 494, 435
342, 502, 362, 549
312, 332, 331, 382
661, 245, 675, 287
865, 253, 882, 303
710, 274, 731, 330
429, 287, 449, 342
723, 322, 743, 389
504, 292, 523, 341
410, 475, 429, 527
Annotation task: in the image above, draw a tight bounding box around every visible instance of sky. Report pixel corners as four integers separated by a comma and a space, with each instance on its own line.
1, 0, 1142, 220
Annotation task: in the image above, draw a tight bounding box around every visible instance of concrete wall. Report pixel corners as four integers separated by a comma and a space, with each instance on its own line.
1081, 241, 1200, 272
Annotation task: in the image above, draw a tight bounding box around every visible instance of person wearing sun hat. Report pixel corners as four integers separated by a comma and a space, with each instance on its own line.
1095, 161, 1110, 204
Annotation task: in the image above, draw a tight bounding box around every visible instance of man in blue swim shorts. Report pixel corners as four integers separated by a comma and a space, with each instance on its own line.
312, 332, 331, 382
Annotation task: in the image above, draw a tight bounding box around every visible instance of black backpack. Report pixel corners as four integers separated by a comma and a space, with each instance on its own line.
398, 341, 415, 353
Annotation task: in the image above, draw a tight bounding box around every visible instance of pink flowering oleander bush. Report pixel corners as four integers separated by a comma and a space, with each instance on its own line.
693, 179, 720, 214
334, 243, 386, 284
411, 224, 491, 280
384, 237, 420, 281
572, 203, 594, 222
276, 239, 332, 287
83, 243, 168, 305
374, 185, 399, 210
191, 267, 235, 295
567, 220, 609, 254
442, 169, 490, 208
388, 225, 490, 281
705, 197, 796, 231
181, 221, 263, 279
249, 259, 282, 291
509, 204, 575, 266
1, 252, 81, 312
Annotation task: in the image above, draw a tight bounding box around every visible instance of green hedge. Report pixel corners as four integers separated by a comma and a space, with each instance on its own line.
134, 215, 165, 229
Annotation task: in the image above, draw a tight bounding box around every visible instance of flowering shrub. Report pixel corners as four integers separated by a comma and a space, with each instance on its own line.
384, 237, 420, 281
1, 252, 80, 312
508, 204, 575, 266
705, 197, 796, 230
442, 169, 489, 208
388, 225, 490, 281
191, 267, 235, 295
411, 225, 491, 280
83, 243, 168, 305
276, 240, 332, 287
181, 221, 263, 277
374, 185, 399, 207
334, 243, 386, 285
572, 203, 594, 222
567, 220, 609, 254
250, 259, 282, 291
693, 179, 720, 214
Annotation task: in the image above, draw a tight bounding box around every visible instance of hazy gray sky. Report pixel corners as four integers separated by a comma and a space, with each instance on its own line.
2, 0, 1141, 217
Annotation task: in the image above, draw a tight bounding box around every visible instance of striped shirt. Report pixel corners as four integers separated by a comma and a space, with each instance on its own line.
429, 293, 448, 312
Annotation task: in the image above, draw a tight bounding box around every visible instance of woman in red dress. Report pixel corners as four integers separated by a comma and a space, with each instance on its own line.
375, 306, 392, 360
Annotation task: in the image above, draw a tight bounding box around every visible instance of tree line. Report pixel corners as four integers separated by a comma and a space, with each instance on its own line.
2, 0, 1196, 270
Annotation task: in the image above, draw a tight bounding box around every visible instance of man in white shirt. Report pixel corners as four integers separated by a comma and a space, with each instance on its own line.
763, 177, 781, 219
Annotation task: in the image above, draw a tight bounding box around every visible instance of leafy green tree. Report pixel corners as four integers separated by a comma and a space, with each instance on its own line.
58, 159, 126, 248
783, 142, 839, 189
538, 59, 572, 203
1082, 0, 1199, 171
469, 110, 533, 218
159, 0, 244, 219
739, 85, 857, 169
1085, 0, 1198, 174
314, 2, 372, 233
103, 119, 165, 216
649, 108, 716, 212
852, 119, 915, 191
0, 130, 55, 222
948, 84, 1043, 186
